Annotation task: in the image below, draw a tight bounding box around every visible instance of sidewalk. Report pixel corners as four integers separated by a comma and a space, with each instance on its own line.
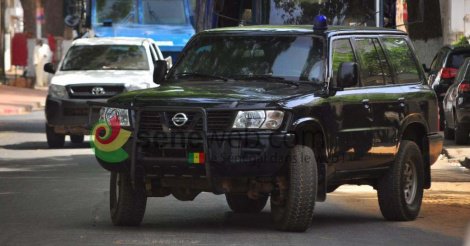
0, 85, 47, 115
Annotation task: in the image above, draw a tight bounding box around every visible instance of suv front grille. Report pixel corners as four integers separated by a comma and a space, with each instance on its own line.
67, 85, 125, 99
138, 111, 234, 134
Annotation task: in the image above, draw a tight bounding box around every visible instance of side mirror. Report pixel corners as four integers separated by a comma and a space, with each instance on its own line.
153, 60, 168, 83
422, 64, 430, 73
164, 56, 173, 68
337, 62, 358, 89
44, 63, 56, 74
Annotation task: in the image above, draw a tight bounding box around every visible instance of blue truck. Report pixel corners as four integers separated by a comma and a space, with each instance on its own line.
82, 0, 195, 61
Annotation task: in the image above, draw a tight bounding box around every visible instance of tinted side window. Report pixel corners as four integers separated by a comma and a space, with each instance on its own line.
355, 38, 391, 86
332, 39, 356, 86
446, 51, 470, 69
382, 37, 421, 84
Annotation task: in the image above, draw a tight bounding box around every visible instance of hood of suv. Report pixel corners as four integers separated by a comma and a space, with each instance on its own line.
108, 81, 316, 108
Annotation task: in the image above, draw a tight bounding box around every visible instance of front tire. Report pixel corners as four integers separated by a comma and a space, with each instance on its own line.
377, 140, 424, 221
271, 145, 317, 232
110, 172, 147, 226
225, 193, 268, 213
46, 124, 65, 148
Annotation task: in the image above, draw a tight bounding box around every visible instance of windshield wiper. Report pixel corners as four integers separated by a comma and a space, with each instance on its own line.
174, 72, 230, 81
234, 74, 300, 86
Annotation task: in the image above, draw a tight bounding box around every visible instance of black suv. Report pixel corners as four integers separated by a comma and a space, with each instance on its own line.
443, 57, 470, 144
427, 45, 470, 129
91, 24, 443, 232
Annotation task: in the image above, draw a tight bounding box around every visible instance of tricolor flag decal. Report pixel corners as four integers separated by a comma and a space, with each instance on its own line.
188, 152, 205, 165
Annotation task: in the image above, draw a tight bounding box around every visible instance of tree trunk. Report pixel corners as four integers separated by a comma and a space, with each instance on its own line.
20, 0, 37, 37
43, 0, 64, 37
407, 0, 442, 41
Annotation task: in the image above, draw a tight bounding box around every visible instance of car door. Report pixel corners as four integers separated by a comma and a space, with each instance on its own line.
328, 37, 376, 171
381, 36, 430, 147
350, 36, 398, 168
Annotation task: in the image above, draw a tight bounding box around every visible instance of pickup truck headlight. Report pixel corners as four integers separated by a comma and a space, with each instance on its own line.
49, 84, 68, 98
99, 107, 130, 127
232, 110, 284, 130
125, 82, 151, 91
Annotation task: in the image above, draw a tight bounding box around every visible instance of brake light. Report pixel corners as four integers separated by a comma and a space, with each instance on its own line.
458, 81, 470, 93
440, 67, 458, 79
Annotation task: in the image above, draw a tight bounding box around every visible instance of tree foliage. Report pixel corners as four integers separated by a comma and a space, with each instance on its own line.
452, 36, 470, 47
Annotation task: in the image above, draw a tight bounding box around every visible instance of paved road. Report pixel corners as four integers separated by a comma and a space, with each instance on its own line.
0, 112, 468, 245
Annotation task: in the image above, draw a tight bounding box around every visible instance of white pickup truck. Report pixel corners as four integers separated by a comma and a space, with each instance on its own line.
43, 37, 170, 148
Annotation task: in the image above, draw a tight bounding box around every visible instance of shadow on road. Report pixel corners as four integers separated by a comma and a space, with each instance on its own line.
0, 121, 46, 133
0, 141, 91, 150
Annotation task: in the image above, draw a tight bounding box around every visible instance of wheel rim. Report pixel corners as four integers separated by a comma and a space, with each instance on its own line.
403, 161, 417, 205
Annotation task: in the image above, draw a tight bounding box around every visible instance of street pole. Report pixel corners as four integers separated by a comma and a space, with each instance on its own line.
35, 0, 42, 39
0, 0, 5, 84
375, 0, 384, 27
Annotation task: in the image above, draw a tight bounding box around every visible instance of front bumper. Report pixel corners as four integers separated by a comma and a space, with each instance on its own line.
46, 96, 103, 134
90, 104, 293, 190
428, 132, 444, 166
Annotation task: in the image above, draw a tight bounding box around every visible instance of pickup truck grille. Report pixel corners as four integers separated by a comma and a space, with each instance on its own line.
138, 110, 234, 133
67, 85, 125, 99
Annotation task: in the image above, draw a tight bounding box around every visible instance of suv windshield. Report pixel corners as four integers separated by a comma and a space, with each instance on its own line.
142, 0, 187, 25
61, 45, 149, 71
170, 35, 325, 83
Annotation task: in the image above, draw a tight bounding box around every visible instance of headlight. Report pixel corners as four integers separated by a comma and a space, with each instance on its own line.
99, 107, 130, 127
49, 84, 67, 98
125, 82, 151, 91
232, 110, 284, 129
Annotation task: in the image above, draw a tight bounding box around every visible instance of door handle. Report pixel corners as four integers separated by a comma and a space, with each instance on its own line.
398, 97, 405, 108
362, 99, 370, 109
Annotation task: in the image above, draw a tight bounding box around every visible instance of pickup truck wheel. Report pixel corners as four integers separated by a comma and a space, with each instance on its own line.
225, 193, 268, 213
70, 135, 84, 144
454, 124, 469, 145
46, 124, 65, 148
377, 140, 424, 221
110, 172, 147, 226
271, 145, 317, 232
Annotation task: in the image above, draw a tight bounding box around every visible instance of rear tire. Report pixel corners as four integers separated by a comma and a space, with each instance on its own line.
110, 172, 147, 226
225, 193, 268, 213
70, 134, 84, 144
443, 121, 454, 140
377, 140, 424, 221
455, 124, 469, 145
46, 124, 65, 148
271, 145, 317, 232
